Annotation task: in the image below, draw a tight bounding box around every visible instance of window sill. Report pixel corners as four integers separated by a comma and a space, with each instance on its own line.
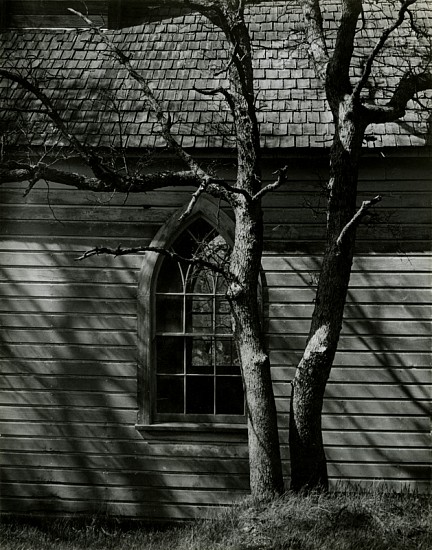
135, 422, 248, 441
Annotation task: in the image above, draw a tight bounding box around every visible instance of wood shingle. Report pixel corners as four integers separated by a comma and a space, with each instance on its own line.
1, 1, 431, 150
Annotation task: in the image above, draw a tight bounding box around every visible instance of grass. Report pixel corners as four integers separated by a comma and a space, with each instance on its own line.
1, 488, 431, 550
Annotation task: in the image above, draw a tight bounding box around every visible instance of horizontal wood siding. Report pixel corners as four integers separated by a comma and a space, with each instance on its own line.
4, 0, 108, 28
0, 156, 431, 519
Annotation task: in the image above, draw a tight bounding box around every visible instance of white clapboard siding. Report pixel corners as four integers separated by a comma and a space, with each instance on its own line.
0, 156, 431, 519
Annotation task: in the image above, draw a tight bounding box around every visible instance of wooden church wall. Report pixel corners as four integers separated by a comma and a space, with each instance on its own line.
1, 0, 108, 29
0, 154, 430, 519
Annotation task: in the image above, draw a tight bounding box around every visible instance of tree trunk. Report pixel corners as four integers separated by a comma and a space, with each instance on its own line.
205, 2, 284, 498
290, 98, 365, 492
229, 199, 284, 498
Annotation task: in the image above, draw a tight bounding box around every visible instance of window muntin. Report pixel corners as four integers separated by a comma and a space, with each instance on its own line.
154, 219, 244, 420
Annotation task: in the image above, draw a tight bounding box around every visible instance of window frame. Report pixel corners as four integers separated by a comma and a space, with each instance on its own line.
135, 196, 247, 433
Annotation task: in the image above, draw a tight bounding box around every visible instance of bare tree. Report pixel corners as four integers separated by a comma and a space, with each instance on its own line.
0, 0, 430, 497
0, 0, 285, 499
289, 0, 432, 491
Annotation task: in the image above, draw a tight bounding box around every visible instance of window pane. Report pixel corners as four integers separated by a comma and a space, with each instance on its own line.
215, 337, 240, 374
186, 376, 214, 414
215, 273, 228, 294
216, 376, 244, 415
185, 295, 213, 333
215, 297, 232, 333
188, 219, 217, 246
186, 336, 213, 374
154, 218, 239, 420
156, 257, 183, 293
187, 266, 215, 294
156, 376, 184, 413
172, 220, 213, 259
156, 336, 184, 374
156, 295, 183, 332
203, 234, 230, 266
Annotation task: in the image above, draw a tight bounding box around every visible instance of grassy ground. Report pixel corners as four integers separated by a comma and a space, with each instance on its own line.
1, 489, 430, 550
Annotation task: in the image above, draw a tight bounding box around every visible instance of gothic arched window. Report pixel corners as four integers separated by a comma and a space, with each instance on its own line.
136, 199, 245, 429
155, 219, 244, 420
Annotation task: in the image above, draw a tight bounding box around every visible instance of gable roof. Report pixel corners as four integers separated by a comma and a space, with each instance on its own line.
1, 1, 431, 151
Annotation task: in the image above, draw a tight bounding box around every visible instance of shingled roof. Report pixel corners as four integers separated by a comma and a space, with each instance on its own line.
1, 1, 431, 151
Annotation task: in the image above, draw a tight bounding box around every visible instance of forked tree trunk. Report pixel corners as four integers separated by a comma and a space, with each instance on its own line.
289, 102, 366, 491
230, 200, 284, 497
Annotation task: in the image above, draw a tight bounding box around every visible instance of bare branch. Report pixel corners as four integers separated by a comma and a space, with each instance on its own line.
326, 0, 363, 104
212, 179, 253, 202
363, 70, 432, 123
0, 69, 91, 163
214, 42, 240, 76
178, 180, 209, 222
76, 244, 232, 280
252, 165, 288, 202
0, 68, 125, 186
23, 176, 38, 197
193, 85, 236, 116
68, 8, 209, 181
0, 161, 204, 192
299, 0, 329, 81
64, 9, 239, 206
353, 0, 418, 99
336, 194, 383, 251
0, 13, 236, 201
406, 5, 431, 39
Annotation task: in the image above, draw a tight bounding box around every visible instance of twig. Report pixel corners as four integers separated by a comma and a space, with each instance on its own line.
353, 0, 417, 99
69, 8, 207, 180
22, 176, 38, 197
336, 195, 383, 250
178, 179, 209, 222
0, 69, 91, 164
76, 244, 233, 280
407, 7, 430, 38
214, 43, 239, 76
0, 68, 121, 187
45, 179, 65, 226
252, 166, 288, 201
193, 85, 236, 116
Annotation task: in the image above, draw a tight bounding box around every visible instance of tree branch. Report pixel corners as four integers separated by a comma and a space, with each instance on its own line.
193, 85, 236, 118
363, 70, 432, 124
336, 194, 382, 251
406, 5, 431, 38
69, 8, 208, 180
76, 244, 232, 280
353, 0, 418, 100
0, 160, 204, 192
211, 179, 253, 201
252, 165, 288, 201
0, 68, 118, 185
326, 0, 362, 105
1, 10, 235, 208
67, 8, 236, 212
214, 42, 240, 76
178, 179, 210, 222
299, 0, 329, 81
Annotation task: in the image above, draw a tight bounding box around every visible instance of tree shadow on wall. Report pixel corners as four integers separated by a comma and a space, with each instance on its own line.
264, 254, 431, 492
0, 211, 250, 519
325, 269, 431, 491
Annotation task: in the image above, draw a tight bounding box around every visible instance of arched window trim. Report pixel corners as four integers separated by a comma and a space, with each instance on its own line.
136, 196, 249, 434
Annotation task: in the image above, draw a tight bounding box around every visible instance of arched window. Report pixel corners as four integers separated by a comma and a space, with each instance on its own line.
136, 198, 246, 429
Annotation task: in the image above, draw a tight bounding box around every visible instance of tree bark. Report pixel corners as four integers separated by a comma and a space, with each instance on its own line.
290, 96, 365, 491
291, 0, 432, 494
209, 1, 284, 498
229, 198, 284, 497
